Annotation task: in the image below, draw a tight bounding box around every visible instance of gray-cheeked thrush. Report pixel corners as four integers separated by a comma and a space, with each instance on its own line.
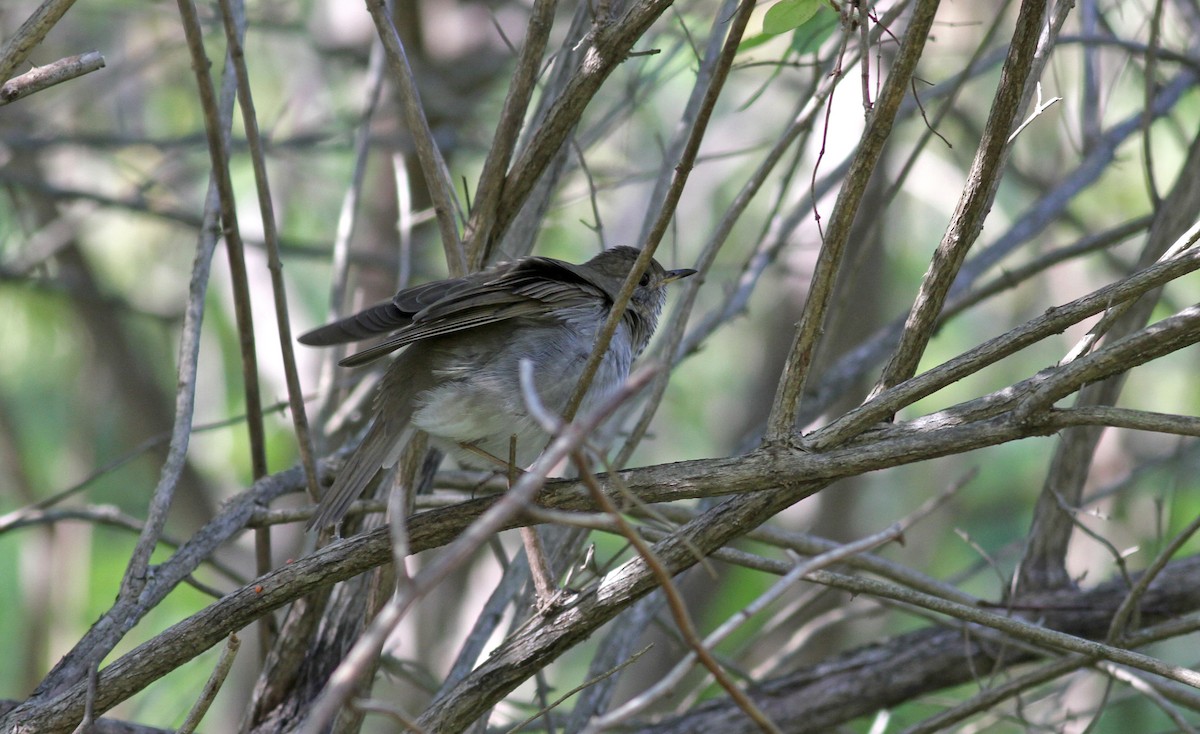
301, 245, 696, 530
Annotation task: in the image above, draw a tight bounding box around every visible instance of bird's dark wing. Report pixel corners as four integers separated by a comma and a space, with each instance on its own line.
298, 267, 512, 347
333, 258, 610, 367
412, 257, 603, 320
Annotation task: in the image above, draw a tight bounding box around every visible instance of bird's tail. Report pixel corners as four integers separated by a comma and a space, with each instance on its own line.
306, 412, 410, 531
298, 301, 410, 346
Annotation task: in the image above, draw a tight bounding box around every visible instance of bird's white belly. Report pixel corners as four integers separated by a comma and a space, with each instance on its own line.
410, 322, 633, 468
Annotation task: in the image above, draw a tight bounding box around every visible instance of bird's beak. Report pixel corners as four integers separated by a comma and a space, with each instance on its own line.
664, 268, 698, 283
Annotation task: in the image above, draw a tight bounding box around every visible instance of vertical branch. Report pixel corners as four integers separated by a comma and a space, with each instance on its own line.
764, 0, 942, 444
11, 36, 243, 708
872, 0, 1047, 396
315, 38, 387, 409
462, 0, 558, 269
1078, 0, 1101, 148
1140, 0, 1165, 208
171, 0, 274, 666
1019, 128, 1200, 592
212, 0, 319, 498
172, 0, 269, 486
365, 0, 465, 275
213, 0, 323, 656
491, 0, 675, 244
495, 2, 594, 259
634, 0, 739, 246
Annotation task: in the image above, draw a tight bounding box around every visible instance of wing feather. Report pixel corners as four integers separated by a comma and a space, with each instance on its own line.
309, 256, 619, 367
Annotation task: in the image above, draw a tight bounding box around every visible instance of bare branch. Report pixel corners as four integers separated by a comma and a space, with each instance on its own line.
0, 51, 103, 104
0, 0, 78, 84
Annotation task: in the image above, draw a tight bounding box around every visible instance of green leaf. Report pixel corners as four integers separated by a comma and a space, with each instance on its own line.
790, 7, 839, 55
737, 32, 778, 53
763, 0, 823, 35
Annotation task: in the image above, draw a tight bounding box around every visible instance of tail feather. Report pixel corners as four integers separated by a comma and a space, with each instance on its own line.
306, 417, 408, 531
306, 353, 428, 531
299, 302, 411, 346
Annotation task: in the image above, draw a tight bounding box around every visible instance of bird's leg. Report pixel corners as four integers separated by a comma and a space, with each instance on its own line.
455, 437, 565, 612
457, 442, 524, 477
519, 526, 558, 612
506, 435, 563, 613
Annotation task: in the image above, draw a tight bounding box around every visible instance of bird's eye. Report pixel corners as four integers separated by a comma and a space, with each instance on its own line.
638, 272, 652, 286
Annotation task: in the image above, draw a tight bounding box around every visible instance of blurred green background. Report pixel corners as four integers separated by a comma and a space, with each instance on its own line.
3, 0, 1200, 731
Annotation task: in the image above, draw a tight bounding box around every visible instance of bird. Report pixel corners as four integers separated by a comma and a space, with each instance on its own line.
301, 245, 696, 531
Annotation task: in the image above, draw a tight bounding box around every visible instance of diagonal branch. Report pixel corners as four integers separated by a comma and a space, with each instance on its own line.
873, 0, 1050, 397
491, 0, 675, 244
0, 0, 78, 85
764, 0, 942, 443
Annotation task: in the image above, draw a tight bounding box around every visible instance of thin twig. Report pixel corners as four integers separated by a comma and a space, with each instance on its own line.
505, 645, 653, 734
0, 51, 104, 104
764, 0, 942, 442
364, 0, 465, 274
177, 633, 241, 734
0, 0, 78, 85
1106, 488, 1200, 643
583, 524, 902, 732
873, 0, 1049, 398
1006, 81, 1061, 142
563, 0, 754, 423
463, 0, 558, 268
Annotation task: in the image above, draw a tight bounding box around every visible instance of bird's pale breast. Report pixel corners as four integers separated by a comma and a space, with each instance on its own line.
409, 309, 635, 468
